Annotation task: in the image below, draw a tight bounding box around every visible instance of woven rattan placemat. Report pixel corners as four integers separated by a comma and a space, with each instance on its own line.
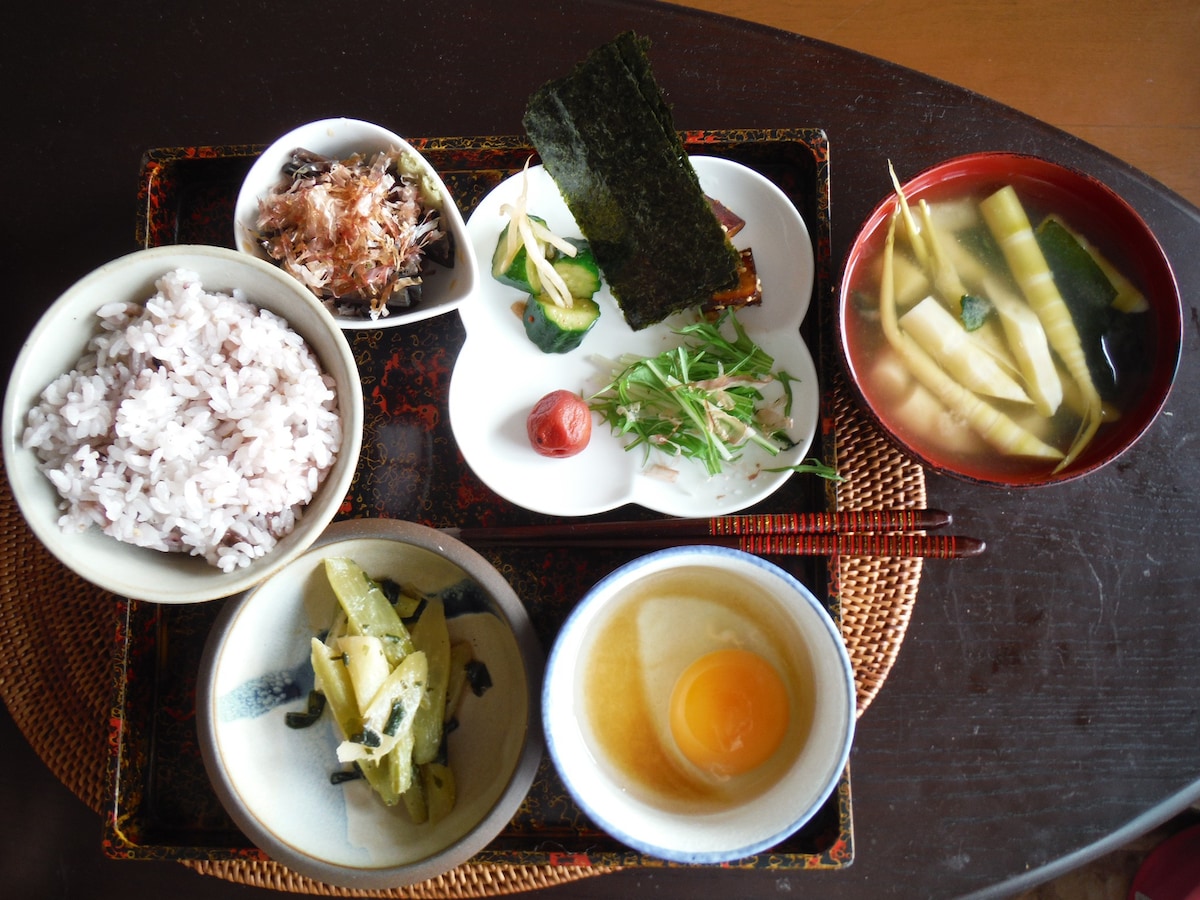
0, 372, 923, 897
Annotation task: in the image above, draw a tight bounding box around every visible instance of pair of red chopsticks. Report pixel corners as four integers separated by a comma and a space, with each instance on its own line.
445, 508, 984, 559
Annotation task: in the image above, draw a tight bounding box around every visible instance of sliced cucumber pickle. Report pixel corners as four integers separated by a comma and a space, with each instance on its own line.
551, 238, 601, 299
491, 215, 550, 293
522, 293, 601, 354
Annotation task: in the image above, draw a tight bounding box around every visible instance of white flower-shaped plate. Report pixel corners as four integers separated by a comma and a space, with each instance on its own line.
448, 156, 818, 518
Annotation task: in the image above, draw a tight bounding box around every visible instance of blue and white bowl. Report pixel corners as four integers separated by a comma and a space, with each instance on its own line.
197, 518, 542, 889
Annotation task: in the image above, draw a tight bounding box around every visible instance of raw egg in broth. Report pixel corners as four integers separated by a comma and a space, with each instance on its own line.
579, 565, 814, 812
669, 648, 790, 777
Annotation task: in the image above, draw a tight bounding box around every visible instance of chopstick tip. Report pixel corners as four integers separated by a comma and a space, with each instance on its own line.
927, 508, 953, 528
957, 535, 986, 558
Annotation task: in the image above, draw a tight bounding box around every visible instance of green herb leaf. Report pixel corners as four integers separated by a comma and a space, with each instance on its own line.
588, 311, 799, 476
959, 293, 994, 332
284, 690, 327, 729
465, 660, 493, 697
350, 728, 382, 749
383, 699, 407, 737
764, 457, 844, 481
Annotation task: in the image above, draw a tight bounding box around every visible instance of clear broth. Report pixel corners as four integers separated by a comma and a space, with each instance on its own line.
578, 566, 815, 814
844, 176, 1159, 483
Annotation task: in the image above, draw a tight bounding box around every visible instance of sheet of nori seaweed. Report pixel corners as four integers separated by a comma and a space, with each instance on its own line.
522, 32, 740, 330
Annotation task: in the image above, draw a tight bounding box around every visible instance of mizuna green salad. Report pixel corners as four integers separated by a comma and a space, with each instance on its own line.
588, 311, 837, 480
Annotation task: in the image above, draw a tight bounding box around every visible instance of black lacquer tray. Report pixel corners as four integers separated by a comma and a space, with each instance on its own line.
102, 130, 856, 871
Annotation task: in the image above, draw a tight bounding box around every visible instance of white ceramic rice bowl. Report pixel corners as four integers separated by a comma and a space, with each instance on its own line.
234, 117, 477, 329
2, 244, 363, 604
196, 519, 543, 889
543, 546, 855, 864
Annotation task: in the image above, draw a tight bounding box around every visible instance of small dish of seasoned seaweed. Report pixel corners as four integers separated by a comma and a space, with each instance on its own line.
448, 156, 820, 518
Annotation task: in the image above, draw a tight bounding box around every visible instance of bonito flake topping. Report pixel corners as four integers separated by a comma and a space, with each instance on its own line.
255, 147, 452, 319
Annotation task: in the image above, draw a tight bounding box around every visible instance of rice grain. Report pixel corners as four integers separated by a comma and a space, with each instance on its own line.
22, 268, 343, 572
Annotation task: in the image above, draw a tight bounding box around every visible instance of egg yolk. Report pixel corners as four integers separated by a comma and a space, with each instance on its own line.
668, 648, 789, 777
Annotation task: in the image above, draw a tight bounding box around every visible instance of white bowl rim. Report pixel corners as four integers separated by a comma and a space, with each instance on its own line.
233, 116, 478, 330
196, 517, 545, 889
1, 244, 364, 604
542, 545, 855, 864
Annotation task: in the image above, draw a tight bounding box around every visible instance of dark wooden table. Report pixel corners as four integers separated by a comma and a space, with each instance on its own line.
3, 2, 1198, 897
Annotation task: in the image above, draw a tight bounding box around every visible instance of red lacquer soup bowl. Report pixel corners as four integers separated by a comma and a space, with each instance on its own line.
838, 152, 1182, 487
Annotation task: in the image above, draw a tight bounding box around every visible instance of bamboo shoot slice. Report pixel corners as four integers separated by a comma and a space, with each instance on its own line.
986, 287, 1064, 417
422, 762, 456, 825
916, 199, 971, 314
926, 196, 983, 233
445, 641, 474, 723
877, 249, 932, 311
910, 198, 1025, 381
899, 296, 1032, 404
979, 186, 1102, 469
880, 211, 1063, 461
889, 161, 930, 269
310, 637, 362, 740
889, 377, 987, 456
941, 237, 1063, 417
384, 732, 417, 796
357, 757, 402, 807
402, 761, 428, 822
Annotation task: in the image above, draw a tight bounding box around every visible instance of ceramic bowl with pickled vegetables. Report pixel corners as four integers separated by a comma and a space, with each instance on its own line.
196, 518, 543, 890
234, 117, 478, 329
2, 244, 363, 605
542, 545, 855, 864
839, 152, 1182, 487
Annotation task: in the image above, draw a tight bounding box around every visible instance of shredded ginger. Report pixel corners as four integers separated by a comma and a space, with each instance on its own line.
256, 148, 449, 319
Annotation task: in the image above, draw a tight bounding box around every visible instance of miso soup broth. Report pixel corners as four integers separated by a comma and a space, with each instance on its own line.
842, 170, 1160, 483
577, 565, 815, 814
